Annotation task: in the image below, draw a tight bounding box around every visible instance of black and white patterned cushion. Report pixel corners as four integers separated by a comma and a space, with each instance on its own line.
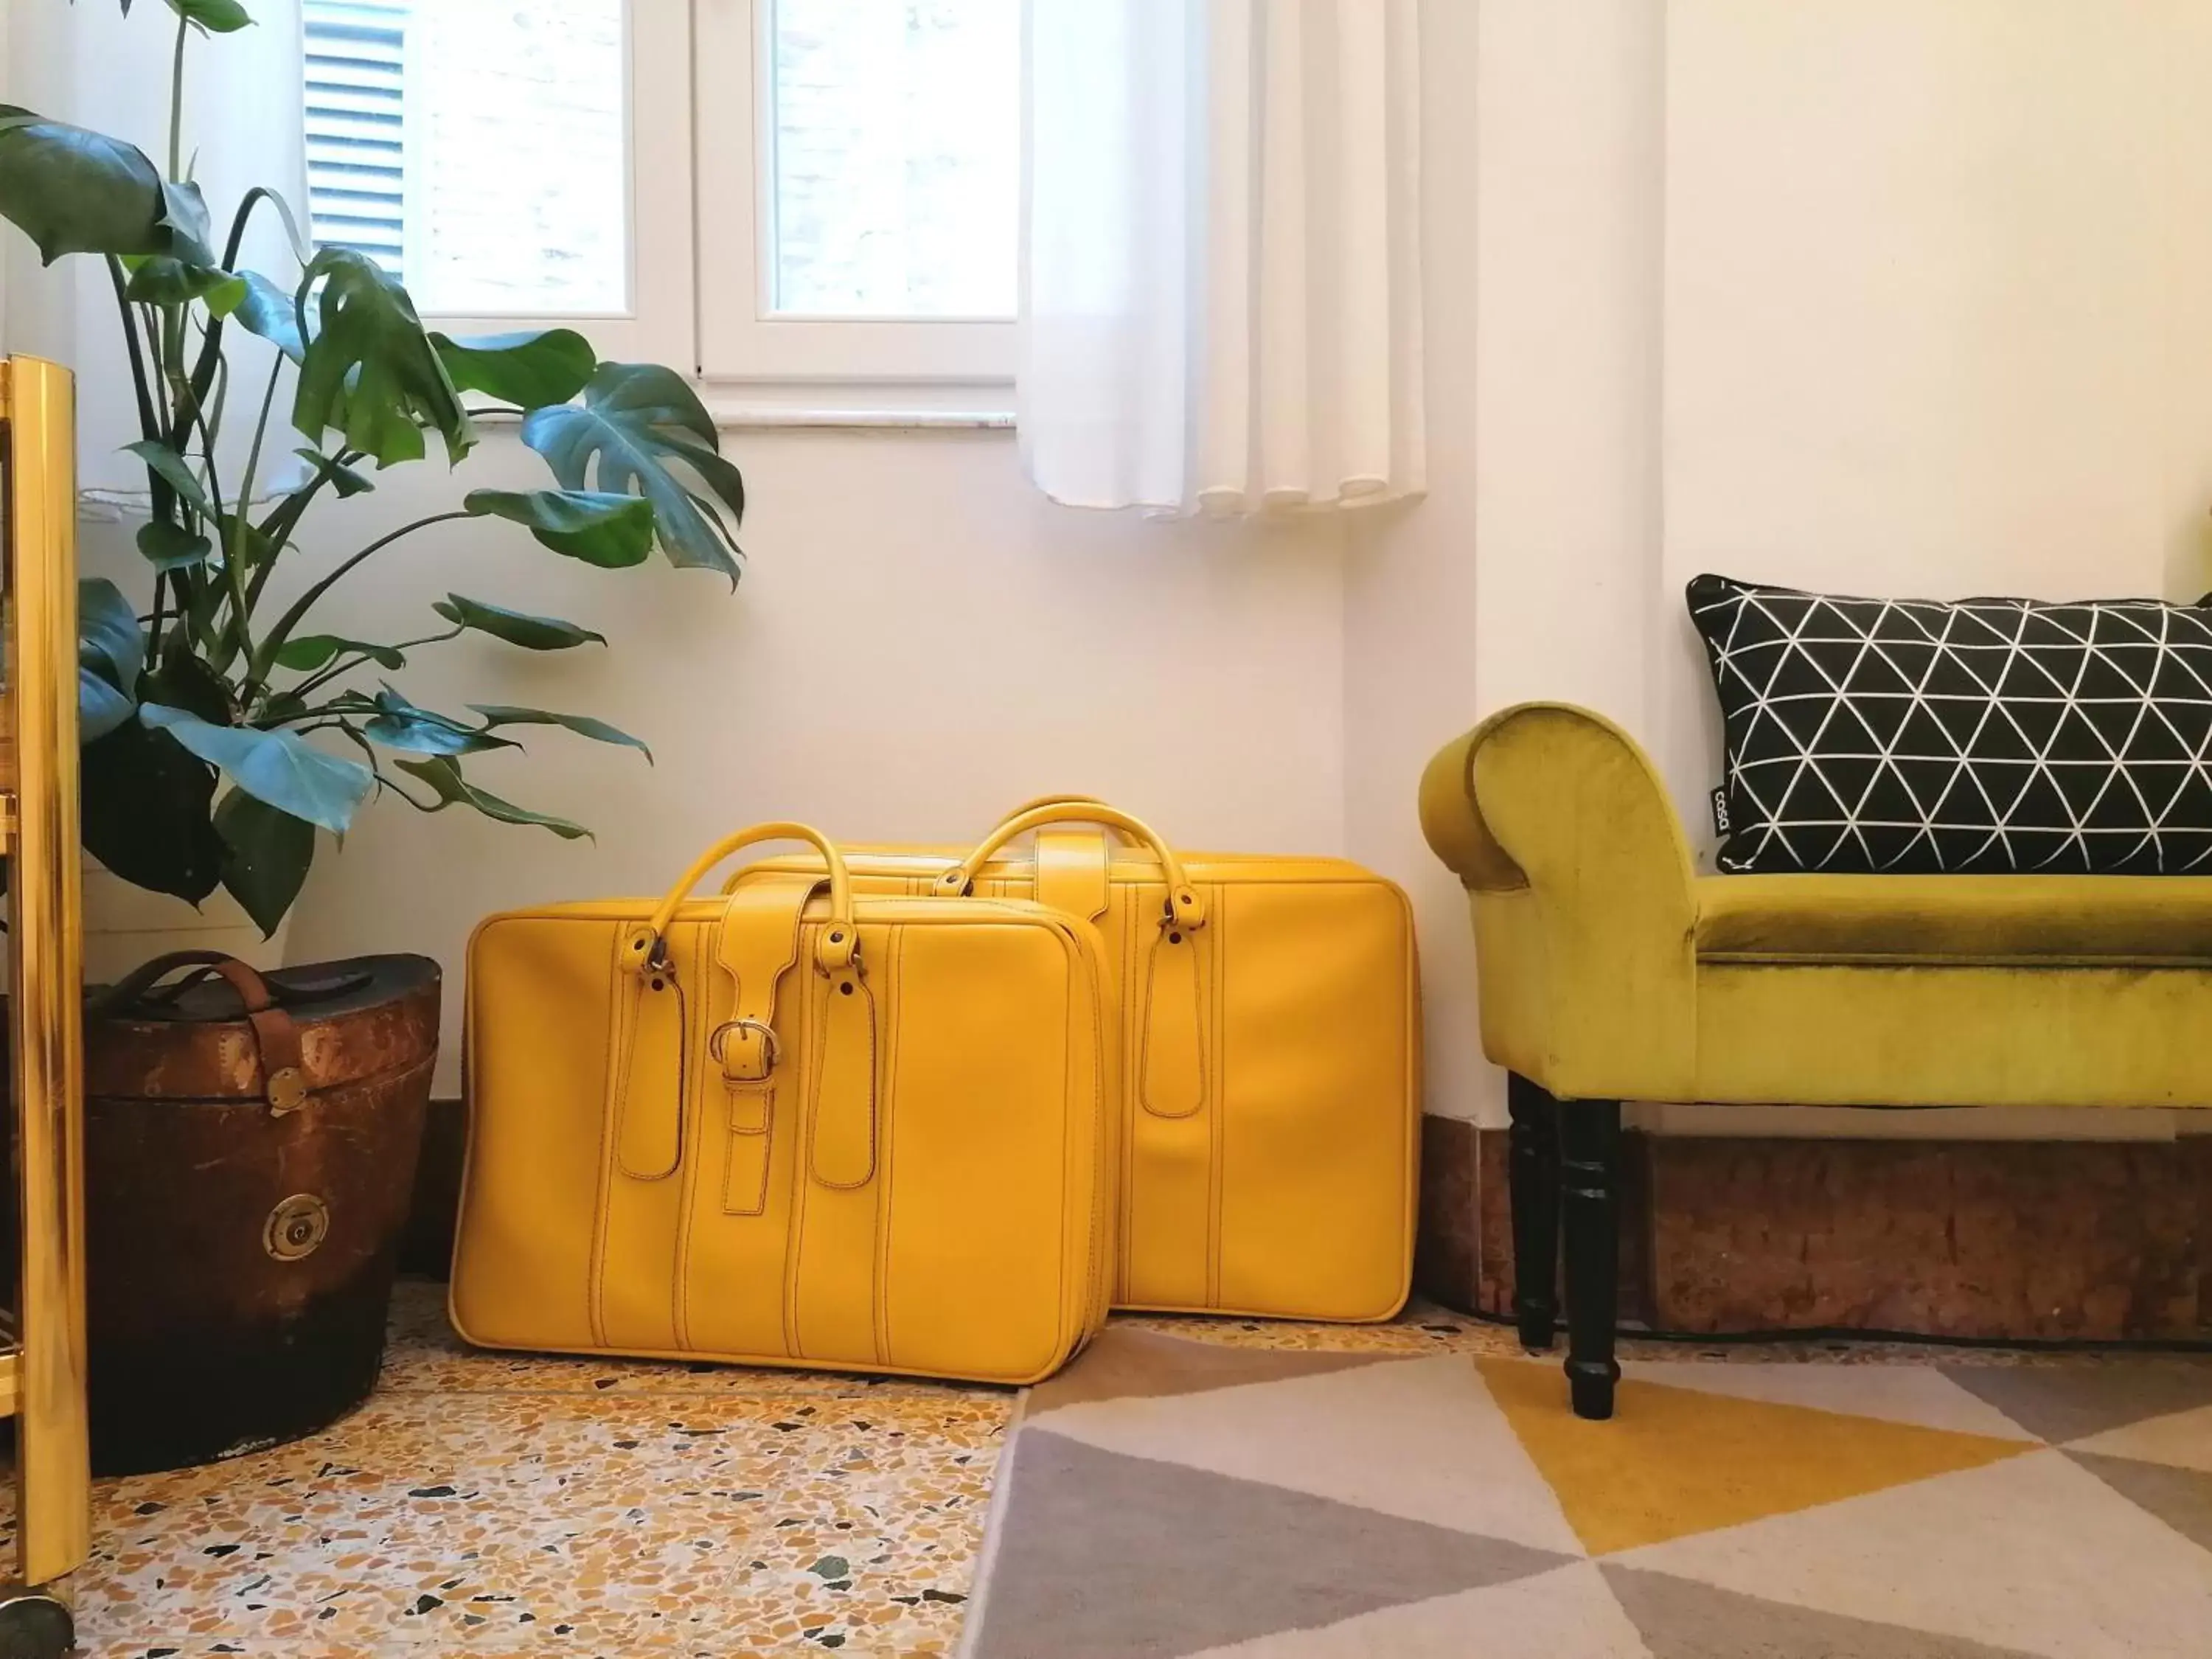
1686, 574, 2212, 875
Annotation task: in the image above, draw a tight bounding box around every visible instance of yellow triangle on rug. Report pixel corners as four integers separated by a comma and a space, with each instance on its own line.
1475, 1356, 2035, 1555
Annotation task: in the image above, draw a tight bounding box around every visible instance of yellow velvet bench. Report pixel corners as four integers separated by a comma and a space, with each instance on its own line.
1419, 701, 2212, 1420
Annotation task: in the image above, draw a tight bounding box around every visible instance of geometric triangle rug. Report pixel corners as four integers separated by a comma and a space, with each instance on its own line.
957, 1329, 2212, 1658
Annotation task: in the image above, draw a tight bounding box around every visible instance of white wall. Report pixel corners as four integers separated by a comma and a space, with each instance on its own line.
1346, 0, 1666, 1124
273, 429, 1347, 1090
35, 0, 2212, 1127
1344, 0, 2212, 1130
1653, 0, 2212, 823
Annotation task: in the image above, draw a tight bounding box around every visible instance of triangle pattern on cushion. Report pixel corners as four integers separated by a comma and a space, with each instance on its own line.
1686, 574, 2212, 874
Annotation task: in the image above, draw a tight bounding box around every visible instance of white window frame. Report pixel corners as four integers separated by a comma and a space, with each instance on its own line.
690, 0, 1018, 397
409, 0, 697, 373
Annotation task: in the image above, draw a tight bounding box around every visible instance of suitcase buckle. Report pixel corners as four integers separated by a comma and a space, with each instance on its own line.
709, 1017, 780, 1082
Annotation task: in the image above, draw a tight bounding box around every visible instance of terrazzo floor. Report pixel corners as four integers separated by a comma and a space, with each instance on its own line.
7, 1284, 2179, 1658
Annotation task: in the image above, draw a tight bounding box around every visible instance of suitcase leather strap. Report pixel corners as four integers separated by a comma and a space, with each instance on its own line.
1141, 918, 1206, 1119
709, 878, 879, 1192
613, 824, 864, 1189
613, 959, 686, 1180
1035, 828, 1110, 922
959, 803, 1208, 1121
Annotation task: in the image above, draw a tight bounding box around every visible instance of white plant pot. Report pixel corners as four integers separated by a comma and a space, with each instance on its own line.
81, 857, 291, 987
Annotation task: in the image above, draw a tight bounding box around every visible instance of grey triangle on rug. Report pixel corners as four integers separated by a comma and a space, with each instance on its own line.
955, 1326, 2212, 1659
964, 1429, 1573, 1659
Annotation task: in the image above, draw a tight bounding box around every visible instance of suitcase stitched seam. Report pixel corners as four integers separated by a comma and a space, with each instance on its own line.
669, 928, 703, 1350
874, 925, 905, 1368
806, 952, 878, 1192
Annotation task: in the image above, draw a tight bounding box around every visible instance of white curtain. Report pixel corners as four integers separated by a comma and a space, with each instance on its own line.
1020, 0, 1425, 518
2, 0, 307, 506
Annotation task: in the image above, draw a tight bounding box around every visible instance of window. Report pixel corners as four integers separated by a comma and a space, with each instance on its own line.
765, 0, 1019, 320
695, 0, 1021, 391
303, 0, 1019, 403
301, 1, 408, 276
302, 0, 693, 363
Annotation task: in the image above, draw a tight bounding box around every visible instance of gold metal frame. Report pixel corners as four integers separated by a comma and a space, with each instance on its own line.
0, 356, 92, 1599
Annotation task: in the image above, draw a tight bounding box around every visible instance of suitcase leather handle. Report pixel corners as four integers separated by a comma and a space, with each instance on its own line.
997, 794, 1140, 839
614, 829, 878, 1192
966, 804, 1210, 1120
627, 822, 858, 976
939, 804, 1206, 930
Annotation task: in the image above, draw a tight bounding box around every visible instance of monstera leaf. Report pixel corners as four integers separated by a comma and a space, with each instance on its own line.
271, 634, 405, 672
122, 256, 245, 312
470, 705, 652, 761
83, 721, 225, 902
433, 594, 605, 651
435, 330, 596, 411
77, 577, 145, 742
234, 271, 306, 361
139, 704, 372, 835
463, 489, 655, 567
292, 248, 473, 467
356, 687, 518, 757
79, 578, 145, 694
521, 364, 745, 581
216, 790, 314, 939
0, 106, 213, 264
394, 756, 590, 840
165, 0, 254, 31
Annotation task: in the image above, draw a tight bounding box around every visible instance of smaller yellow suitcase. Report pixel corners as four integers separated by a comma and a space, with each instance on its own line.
728, 801, 1421, 1323
453, 824, 1114, 1385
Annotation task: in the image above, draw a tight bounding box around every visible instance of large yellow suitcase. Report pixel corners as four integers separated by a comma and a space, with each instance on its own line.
730, 801, 1420, 1322
451, 824, 1115, 1385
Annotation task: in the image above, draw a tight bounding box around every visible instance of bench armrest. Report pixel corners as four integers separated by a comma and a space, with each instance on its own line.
1419, 703, 1698, 1101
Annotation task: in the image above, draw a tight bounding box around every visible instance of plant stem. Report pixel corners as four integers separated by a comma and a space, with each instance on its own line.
103, 259, 161, 447
251, 511, 475, 682
283, 625, 465, 705
108, 259, 184, 668
167, 12, 189, 183
227, 355, 286, 697
188, 187, 308, 417
246, 449, 365, 611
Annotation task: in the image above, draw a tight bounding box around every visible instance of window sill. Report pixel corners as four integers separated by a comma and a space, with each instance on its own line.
468, 380, 1016, 434
697, 378, 1014, 432
703, 402, 1015, 432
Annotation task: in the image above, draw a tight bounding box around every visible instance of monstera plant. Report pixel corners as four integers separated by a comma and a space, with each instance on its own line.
0, 0, 742, 933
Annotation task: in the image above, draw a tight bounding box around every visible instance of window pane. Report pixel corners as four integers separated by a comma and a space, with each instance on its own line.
303, 0, 628, 316
768, 0, 1020, 319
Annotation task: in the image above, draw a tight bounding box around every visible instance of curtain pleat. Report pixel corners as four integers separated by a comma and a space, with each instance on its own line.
1021, 0, 1424, 519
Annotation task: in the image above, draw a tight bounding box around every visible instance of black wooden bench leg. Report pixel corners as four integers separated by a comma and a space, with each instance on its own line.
1559, 1097, 1623, 1421
1505, 1073, 1559, 1352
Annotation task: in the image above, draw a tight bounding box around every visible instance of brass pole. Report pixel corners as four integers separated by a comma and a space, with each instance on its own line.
4, 357, 91, 1589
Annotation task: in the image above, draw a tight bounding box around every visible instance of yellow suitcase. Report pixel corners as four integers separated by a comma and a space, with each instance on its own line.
451, 823, 1115, 1385
730, 800, 1420, 1322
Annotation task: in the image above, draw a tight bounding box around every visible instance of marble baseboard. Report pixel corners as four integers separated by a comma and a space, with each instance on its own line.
1415, 1114, 2212, 1340
416, 1100, 2209, 1340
